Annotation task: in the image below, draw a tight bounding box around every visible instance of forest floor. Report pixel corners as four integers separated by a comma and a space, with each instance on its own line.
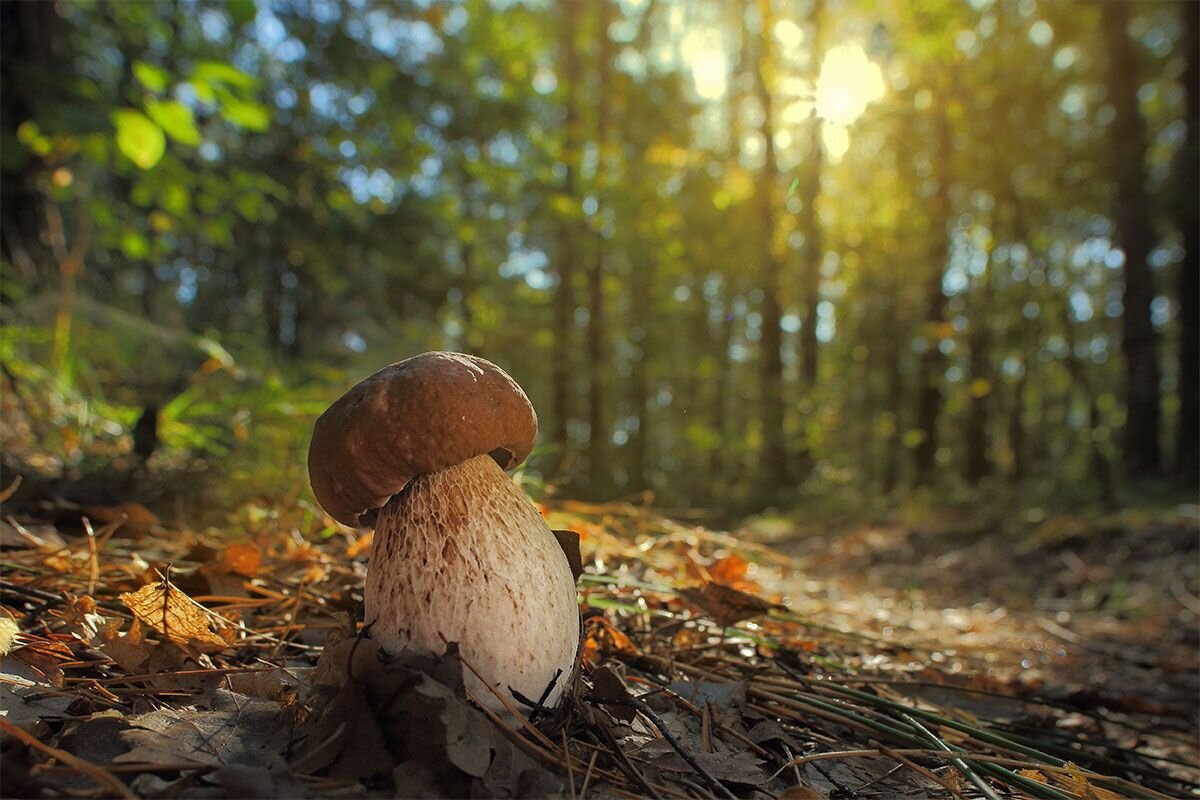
750, 504, 1200, 731
0, 466, 1197, 800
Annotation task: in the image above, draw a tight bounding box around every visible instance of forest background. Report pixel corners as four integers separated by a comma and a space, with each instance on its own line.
1, 0, 1196, 524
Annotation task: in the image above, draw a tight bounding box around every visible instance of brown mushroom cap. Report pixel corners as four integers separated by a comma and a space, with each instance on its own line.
307, 352, 538, 527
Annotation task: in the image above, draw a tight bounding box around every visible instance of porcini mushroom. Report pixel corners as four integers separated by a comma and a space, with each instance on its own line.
307, 352, 579, 713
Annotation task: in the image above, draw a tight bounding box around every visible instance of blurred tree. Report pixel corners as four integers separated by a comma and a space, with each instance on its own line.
1175, 0, 1198, 483
550, 0, 582, 483
1101, 1, 1162, 478
796, 0, 825, 389
586, 0, 614, 499
752, 0, 789, 493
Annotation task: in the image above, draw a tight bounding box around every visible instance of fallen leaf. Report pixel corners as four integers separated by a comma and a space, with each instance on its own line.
708, 553, 759, 591
552, 529, 584, 581
57, 596, 106, 644
590, 663, 636, 723
82, 502, 160, 534
679, 581, 787, 625
118, 688, 290, 768
119, 578, 230, 650
346, 531, 373, 558
0, 656, 73, 731
97, 617, 151, 673
218, 542, 262, 577
583, 617, 640, 666
777, 786, 821, 800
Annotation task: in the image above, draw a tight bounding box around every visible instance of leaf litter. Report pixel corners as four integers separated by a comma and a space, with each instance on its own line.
0, 491, 1195, 799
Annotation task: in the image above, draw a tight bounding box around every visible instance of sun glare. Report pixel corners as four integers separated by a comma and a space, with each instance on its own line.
682, 30, 727, 101
814, 43, 885, 126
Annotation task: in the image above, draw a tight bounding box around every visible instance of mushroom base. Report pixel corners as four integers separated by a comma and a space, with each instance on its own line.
365, 454, 579, 714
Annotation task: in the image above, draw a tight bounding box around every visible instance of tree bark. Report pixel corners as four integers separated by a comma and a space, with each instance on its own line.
882, 279, 903, 493
798, 0, 824, 387
964, 243, 995, 484
913, 94, 953, 485
586, 0, 613, 498
550, 0, 582, 482
0, 2, 59, 291
752, 0, 789, 492
1175, 0, 1199, 482
1102, 2, 1162, 478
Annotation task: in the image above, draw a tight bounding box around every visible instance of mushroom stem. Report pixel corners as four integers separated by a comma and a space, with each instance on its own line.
365, 454, 578, 712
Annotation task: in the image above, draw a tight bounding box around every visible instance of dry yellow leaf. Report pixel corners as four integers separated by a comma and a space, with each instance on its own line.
119, 580, 229, 651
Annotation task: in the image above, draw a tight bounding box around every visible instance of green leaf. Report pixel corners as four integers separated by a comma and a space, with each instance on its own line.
193, 60, 257, 90
235, 192, 263, 221
191, 80, 216, 104
111, 109, 165, 169
145, 99, 201, 146
120, 230, 150, 259
218, 94, 271, 132
226, 0, 257, 26
162, 183, 191, 216
133, 61, 170, 94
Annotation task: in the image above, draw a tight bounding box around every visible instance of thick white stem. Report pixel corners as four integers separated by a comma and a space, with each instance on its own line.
365, 454, 578, 712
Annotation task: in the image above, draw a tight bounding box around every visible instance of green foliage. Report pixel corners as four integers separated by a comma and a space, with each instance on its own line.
111, 110, 165, 169
0, 0, 1193, 514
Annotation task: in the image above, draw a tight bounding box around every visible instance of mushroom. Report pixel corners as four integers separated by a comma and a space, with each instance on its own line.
307, 352, 579, 713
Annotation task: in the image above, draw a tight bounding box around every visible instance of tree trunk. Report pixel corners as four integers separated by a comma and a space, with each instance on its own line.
1175, 0, 1199, 482
710, 292, 734, 493
1060, 305, 1119, 509
0, 2, 59, 291
586, 0, 613, 498
1102, 1, 1162, 478
798, 0, 824, 387
629, 248, 652, 493
550, 0, 582, 482
882, 285, 903, 493
913, 95, 953, 485
752, 0, 789, 492
1007, 360, 1028, 483
964, 244, 995, 484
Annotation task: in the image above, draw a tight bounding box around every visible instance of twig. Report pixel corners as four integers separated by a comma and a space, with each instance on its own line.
587, 708, 663, 799
563, 729, 576, 800
901, 713, 1002, 800
579, 750, 599, 800
0, 717, 136, 799
0, 475, 22, 503
82, 517, 99, 596
587, 692, 737, 800
869, 739, 965, 799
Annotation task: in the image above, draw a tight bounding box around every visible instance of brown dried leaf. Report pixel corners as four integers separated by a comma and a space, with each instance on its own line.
679, 581, 787, 625
1018, 768, 1048, 784
551, 529, 583, 581
708, 553, 757, 591
777, 786, 821, 800
58, 596, 106, 644
218, 542, 262, 577
97, 618, 150, 673
82, 502, 160, 534
119, 579, 229, 650
582, 617, 640, 666
346, 531, 373, 558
